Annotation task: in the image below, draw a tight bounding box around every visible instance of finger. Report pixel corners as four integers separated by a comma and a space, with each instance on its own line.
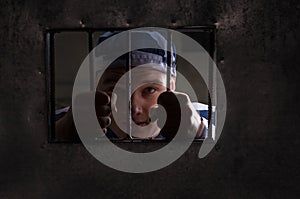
98, 116, 111, 128
96, 105, 111, 117
111, 92, 118, 112
149, 104, 166, 128
95, 91, 110, 105
157, 91, 181, 139
195, 119, 205, 138
157, 91, 177, 107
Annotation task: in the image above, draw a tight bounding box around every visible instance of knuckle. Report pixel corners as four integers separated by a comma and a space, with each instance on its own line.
176, 93, 189, 104
99, 116, 111, 128
95, 91, 110, 105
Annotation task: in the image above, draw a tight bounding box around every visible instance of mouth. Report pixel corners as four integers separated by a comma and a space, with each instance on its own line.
135, 120, 150, 126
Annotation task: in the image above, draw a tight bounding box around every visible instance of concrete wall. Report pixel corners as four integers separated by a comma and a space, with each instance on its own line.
0, 0, 299, 198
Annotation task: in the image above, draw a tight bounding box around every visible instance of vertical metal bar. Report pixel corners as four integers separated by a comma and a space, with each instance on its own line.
88, 31, 94, 91
207, 28, 217, 141
212, 28, 217, 141
166, 31, 172, 91
46, 32, 54, 142
126, 31, 132, 139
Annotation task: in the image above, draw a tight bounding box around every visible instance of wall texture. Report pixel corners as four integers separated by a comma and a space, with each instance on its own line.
0, 0, 299, 198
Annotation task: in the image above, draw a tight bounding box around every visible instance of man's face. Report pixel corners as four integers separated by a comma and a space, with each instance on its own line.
131, 82, 167, 126
97, 66, 175, 138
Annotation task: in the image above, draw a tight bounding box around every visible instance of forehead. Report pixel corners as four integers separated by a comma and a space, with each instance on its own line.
99, 66, 168, 81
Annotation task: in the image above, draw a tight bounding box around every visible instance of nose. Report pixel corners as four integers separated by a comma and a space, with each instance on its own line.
131, 94, 149, 124
131, 102, 143, 116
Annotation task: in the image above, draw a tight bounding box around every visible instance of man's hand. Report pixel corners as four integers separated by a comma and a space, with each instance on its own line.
95, 91, 112, 134
151, 91, 205, 139
55, 91, 113, 141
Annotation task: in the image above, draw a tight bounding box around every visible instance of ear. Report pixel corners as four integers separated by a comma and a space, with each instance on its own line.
171, 77, 176, 91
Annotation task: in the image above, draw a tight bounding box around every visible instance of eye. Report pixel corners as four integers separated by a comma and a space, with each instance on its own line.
143, 87, 156, 94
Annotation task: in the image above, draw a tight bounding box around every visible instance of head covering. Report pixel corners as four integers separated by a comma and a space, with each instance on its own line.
95, 31, 177, 77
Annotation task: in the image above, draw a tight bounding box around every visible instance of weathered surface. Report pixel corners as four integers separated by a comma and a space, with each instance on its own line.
0, 0, 299, 198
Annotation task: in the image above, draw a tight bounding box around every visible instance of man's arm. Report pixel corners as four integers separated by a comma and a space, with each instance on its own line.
55, 107, 78, 141
55, 91, 112, 141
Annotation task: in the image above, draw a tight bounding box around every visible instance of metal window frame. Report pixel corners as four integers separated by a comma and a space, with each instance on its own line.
45, 26, 217, 143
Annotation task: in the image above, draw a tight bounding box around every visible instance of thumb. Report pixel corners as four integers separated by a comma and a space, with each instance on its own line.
149, 104, 167, 128
157, 91, 181, 139
111, 92, 118, 113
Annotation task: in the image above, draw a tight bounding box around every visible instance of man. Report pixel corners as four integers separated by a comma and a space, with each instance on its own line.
56, 30, 209, 140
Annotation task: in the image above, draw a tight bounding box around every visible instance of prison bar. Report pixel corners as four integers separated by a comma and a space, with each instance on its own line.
166, 31, 172, 91
126, 31, 133, 139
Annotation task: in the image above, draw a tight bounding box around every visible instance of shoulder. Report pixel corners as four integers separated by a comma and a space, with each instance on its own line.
55, 106, 70, 121
192, 102, 209, 111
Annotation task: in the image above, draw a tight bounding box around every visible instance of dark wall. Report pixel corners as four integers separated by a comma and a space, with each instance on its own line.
1, 0, 299, 198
